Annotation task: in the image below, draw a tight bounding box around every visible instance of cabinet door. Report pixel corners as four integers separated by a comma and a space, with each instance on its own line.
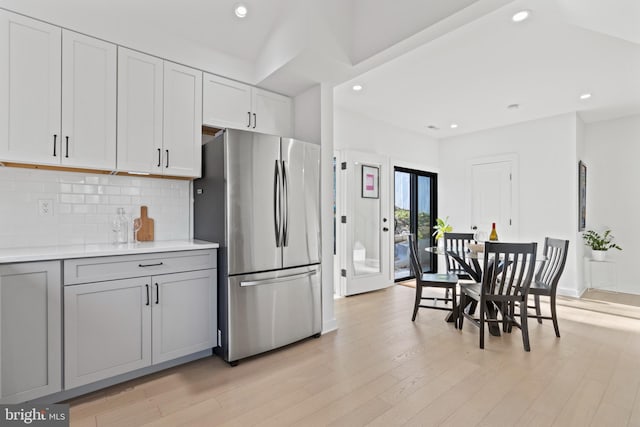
0, 11, 61, 165
0, 261, 61, 404
152, 270, 216, 364
252, 88, 292, 136
61, 30, 116, 170
163, 61, 202, 177
64, 277, 152, 389
117, 48, 163, 174
202, 73, 252, 130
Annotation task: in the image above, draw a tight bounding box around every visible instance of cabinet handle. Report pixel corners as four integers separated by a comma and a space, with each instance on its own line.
253, 113, 257, 129
53, 134, 57, 156
155, 283, 159, 304
165, 150, 169, 168
65, 136, 69, 158
157, 148, 161, 167
145, 284, 150, 306
247, 111, 251, 127
138, 262, 163, 267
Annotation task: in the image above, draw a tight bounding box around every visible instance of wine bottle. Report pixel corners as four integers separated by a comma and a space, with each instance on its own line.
489, 222, 499, 241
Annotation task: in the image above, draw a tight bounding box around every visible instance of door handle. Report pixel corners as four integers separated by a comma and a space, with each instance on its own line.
240, 270, 317, 287
165, 150, 169, 168
282, 160, 289, 247
65, 136, 69, 158
53, 134, 57, 156
138, 262, 163, 268
157, 148, 161, 167
253, 113, 257, 129
145, 284, 150, 306
155, 283, 159, 304
274, 160, 281, 247
247, 111, 251, 127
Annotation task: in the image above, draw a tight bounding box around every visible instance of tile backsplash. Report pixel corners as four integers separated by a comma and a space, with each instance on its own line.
0, 167, 191, 249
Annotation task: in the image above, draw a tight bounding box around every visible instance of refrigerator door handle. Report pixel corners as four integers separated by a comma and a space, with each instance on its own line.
274, 160, 281, 247
282, 160, 289, 246
240, 270, 317, 287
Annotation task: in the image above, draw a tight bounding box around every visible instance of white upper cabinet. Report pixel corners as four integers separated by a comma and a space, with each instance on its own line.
163, 61, 202, 177
0, 11, 61, 165
202, 73, 292, 136
203, 73, 252, 130
117, 48, 164, 174
252, 88, 292, 136
61, 30, 117, 170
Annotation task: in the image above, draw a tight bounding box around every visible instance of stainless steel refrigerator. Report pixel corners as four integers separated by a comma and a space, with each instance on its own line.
194, 129, 321, 364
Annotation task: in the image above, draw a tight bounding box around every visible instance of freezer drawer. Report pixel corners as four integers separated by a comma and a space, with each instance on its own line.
227, 265, 321, 362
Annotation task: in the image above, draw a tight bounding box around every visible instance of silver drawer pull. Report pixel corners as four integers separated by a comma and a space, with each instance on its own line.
138, 262, 164, 267
240, 270, 317, 287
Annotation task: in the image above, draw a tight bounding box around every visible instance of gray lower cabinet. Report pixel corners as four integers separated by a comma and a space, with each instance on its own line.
64, 250, 217, 389
0, 261, 62, 404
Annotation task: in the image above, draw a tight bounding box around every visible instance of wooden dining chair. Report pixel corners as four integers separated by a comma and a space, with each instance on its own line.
459, 241, 537, 351
525, 237, 569, 337
407, 235, 459, 322
443, 232, 476, 281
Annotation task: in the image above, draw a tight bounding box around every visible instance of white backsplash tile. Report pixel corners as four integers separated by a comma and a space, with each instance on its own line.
0, 167, 191, 249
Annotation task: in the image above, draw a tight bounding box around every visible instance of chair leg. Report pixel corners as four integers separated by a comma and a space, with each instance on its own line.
502, 302, 509, 333
412, 284, 421, 321
551, 293, 560, 337
445, 288, 450, 300
479, 301, 485, 349
534, 295, 542, 324
458, 293, 465, 329
452, 286, 458, 329
520, 301, 530, 352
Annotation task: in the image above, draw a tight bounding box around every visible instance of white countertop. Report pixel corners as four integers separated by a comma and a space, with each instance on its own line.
0, 240, 219, 264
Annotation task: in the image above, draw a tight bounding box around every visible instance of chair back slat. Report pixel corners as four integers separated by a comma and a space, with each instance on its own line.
535, 238, 570, 290
444, 232, 475, 275
482, 242, 537, 300
407, 234, 422, 279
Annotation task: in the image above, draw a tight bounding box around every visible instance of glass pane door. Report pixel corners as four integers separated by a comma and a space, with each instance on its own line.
394, 167, 437, 281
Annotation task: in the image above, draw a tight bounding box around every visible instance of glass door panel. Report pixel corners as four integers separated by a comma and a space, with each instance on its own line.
394, 171, 411, 280
417, 175, 433, 273
394, 167, 437, 281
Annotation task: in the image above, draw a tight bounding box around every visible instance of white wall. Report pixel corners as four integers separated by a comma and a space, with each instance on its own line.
439, 113, 581, 296
335, 108, 439, 171
294, 85, 321, 144
584, 114, 640, 295
0, 167, 190, 248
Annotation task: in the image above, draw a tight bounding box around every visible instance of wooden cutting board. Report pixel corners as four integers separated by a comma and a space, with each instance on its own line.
135, 206, 154, 242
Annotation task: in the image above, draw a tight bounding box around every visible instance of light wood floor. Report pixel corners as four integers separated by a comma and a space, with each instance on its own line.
67, 285, 640, 426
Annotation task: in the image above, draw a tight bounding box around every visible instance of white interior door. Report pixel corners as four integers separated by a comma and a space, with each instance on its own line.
470, 159, 514, 241
338, 151, 391, 296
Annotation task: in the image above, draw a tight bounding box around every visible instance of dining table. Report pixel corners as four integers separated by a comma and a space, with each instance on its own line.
426, 245, 547, 337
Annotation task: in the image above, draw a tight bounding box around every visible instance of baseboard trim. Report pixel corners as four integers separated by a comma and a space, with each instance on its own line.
322, 318, 338, 334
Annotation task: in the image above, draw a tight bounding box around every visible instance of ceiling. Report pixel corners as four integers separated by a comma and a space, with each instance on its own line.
1, 0, 638, 137
335, 0, 640, 137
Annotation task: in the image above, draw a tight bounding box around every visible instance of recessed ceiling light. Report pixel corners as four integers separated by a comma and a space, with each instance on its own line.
580, 93, 592, 100
512, 10, 530, 22
352, 84, 363, 91
507, 103, 520, 110
234, 3, 248, 18
450, 123, 459, 129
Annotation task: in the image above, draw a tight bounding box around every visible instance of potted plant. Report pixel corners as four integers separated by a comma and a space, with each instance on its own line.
582, 229, 622, 261
432, 217, 452, 248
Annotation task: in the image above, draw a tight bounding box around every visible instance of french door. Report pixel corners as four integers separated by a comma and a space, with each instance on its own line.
394, 167, 438, 281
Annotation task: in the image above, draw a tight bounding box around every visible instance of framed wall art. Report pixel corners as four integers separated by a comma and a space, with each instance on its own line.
361, 165, 379, 199
578, 160, 586, 231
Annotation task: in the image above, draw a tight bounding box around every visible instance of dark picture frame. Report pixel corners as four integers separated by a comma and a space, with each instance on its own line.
578, 160, 586, 231
361, 165, 379, 199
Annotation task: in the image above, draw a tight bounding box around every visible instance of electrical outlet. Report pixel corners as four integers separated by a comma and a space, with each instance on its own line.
38, 199, 53, 216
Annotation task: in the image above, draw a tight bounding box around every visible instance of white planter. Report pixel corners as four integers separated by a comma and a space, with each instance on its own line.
591, 250, 607, 262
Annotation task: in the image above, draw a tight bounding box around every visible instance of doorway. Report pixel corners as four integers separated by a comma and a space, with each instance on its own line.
394, 167, 438, 281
